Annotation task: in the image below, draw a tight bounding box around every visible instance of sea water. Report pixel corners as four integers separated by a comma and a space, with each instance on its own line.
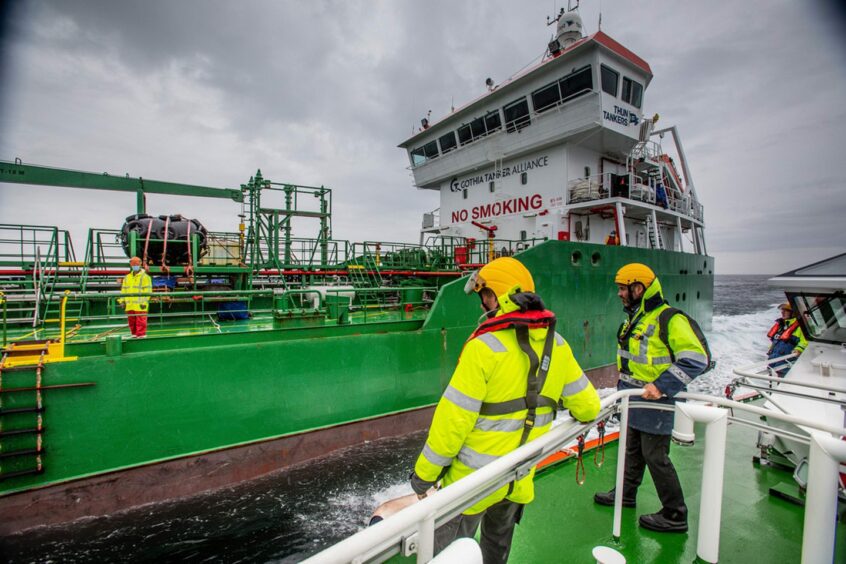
1, 276, 785, 563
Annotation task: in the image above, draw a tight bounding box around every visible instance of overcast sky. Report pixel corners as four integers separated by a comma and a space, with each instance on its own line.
1, 0, 844, 274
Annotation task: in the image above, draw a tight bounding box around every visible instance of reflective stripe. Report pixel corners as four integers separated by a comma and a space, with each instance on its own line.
676, 350, 708, 364
474, 417, 524, 432
474, 411, 556, 432
643, 324, 656, 337
554, 332, 565, 346
619, 374, 645, 387
619, 349, 670, 366
639, 330, 650, 358
457, 445, 500, 469
443, 386, 483, 413
476, 332, 507, 352
534, 412, 555, 427
562, 374, 590, 397
422, 443, 453, 467
668, 364, 692, 385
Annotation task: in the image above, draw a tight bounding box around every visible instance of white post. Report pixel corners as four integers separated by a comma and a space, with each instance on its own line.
612, 395, 630, 541
615, 202, 627, 247
417, 514, 436, 563
694, 404, 728, 564
802, 432, 846, 564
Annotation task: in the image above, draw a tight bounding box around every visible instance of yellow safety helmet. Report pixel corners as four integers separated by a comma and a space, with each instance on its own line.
614, 263, 655, 288
779, 302, 793, 312
464, 257, 534, 298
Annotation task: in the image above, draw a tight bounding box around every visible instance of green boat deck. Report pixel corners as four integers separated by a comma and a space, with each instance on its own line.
512, 419, 846, 562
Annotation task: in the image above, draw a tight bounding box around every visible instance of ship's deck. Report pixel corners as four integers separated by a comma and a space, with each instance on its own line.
508, 416, 846, 563
3, 307, 430, 345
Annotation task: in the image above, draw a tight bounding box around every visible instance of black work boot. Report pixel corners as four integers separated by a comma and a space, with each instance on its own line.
638, 512, 688, 532
593, 489, 636, 508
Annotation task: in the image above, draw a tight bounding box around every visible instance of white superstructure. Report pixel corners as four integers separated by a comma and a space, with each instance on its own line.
399, 7, 707, 256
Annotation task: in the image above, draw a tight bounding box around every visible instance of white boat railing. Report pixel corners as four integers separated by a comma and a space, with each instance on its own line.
303, 389, 846, 564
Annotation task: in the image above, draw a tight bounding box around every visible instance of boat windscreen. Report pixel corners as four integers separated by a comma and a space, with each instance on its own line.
791, 291, 846, 344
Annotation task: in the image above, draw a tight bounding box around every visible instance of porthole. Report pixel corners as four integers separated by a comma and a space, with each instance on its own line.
703, 260, 707, 269
591, 252, 601, 266
697, 291, 700, 299
571, 251, 582, 266
682, 292, 686, 301
675, 293, 680, 302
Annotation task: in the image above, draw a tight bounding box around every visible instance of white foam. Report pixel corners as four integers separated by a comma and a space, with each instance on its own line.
694, 306, 780, 395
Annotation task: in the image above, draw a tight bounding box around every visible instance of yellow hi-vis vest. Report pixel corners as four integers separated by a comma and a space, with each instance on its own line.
119, 270, 152, 312
414, 323, 601, 515
616, 277, 708, 387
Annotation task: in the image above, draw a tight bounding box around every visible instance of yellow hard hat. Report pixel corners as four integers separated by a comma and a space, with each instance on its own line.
615, 263, 655, 288
464, 257, 534, 297
779, 302, 792, 312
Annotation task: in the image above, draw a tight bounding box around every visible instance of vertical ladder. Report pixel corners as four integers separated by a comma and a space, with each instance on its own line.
646, 212, 664, 250
0, 346, 47, 481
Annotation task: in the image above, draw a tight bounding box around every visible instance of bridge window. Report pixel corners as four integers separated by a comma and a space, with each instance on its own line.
532, 82, 561, 113
484, 111, 502, 133
411, 140, 439, 166
601, 65, 619, 96
560, 65, 593, 102
622, 77, 643, 108
439, 131, 457, 154
470, 116, 486, 139
504, 97, 531, 132
457, 123, 473, 145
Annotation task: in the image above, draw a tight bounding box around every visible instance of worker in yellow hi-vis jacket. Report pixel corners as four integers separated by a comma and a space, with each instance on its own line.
410, 257, 600, 563
119, 256, 152, 338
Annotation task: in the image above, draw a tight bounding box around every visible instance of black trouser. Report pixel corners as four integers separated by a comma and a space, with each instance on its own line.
435, 498, 524, 564
623, 427, 687, 521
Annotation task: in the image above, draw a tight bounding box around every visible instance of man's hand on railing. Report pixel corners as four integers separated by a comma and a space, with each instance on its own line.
641, 383, 663, 400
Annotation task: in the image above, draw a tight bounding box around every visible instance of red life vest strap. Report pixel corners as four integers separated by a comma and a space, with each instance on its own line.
470, 309, 556, 340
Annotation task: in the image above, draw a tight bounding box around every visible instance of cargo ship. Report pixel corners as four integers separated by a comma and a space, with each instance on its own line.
0, 6, 711, 534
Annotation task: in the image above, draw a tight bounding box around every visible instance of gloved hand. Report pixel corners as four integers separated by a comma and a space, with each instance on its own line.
410, 471, 435, 496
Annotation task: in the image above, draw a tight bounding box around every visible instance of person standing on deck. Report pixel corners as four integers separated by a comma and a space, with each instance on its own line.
766, 302, 807, 377
119, 256, 152, 338
410, 257, 600, 563
594, 263, 708, 533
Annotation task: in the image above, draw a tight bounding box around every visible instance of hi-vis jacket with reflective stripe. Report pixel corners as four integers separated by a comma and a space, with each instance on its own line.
413, 319, 601, 515
616, 277, 708, 434
119, 271, 152, 312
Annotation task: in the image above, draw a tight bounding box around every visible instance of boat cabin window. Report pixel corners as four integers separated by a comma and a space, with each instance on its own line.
504, 97, 531, 132
439, 131, 457, 154
457, 123, 473, 145
560, 65, 593, 102
411, 147, 426, 166
622, 77, 643, 108
601, 65, 619, 96
470, 116, 486, 139
410, 140, 440, 165
532, 82, 561, 113
791, 292, 846, 344
485, 111, 502, 133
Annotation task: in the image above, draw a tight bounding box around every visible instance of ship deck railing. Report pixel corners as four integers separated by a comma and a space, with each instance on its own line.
0, 285, 437, 346
567, 171, 704, 223
303, 389, 846, 564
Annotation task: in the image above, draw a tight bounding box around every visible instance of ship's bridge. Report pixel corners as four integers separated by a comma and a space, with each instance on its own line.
399, 31, 653, 191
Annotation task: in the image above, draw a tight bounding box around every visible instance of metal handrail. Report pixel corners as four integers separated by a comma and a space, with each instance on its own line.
305, 389, 846, 564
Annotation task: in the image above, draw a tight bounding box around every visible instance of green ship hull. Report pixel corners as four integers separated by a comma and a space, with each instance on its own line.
0, 240, 712, 533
